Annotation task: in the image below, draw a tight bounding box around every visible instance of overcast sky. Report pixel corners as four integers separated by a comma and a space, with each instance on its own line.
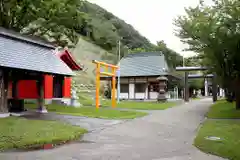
88, 0, 202, 57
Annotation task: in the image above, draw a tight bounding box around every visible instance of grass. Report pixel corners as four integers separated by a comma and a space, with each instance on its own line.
0, 117, 87, 151
194, 100, 240, 159
207, 100, 240, 119
25, 103, 147, 119
78, 93, 94, 106
101, 100, 177, 110
194, 120, 240, 160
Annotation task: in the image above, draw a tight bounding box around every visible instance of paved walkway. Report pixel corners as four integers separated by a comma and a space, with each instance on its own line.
0, 98, 225, 160
21, 111, 125, 132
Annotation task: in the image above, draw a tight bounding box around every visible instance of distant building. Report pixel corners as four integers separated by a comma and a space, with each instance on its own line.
102, 52, 181, 100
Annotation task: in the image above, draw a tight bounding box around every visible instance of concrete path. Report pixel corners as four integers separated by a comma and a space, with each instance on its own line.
0, 98, 225, 160
21, 111, 125, 132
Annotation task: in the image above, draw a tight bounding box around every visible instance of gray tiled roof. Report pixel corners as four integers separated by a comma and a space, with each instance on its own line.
0, 28, 74, 76
118, 52, 169, 77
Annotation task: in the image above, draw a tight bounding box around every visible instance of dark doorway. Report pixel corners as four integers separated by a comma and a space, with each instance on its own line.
53, 75, 64, 98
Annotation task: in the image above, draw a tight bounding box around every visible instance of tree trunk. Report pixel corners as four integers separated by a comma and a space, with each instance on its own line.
225, 82, 235, 102
225, 89, 234, 102
234, 78, 240, 109
0, 70, 9, 113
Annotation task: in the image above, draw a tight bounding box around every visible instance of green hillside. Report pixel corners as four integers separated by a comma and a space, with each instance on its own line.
0, 0, 183, 88
71, 37, 116, 86
80, 1, 152, 51
69, 1, 184, 92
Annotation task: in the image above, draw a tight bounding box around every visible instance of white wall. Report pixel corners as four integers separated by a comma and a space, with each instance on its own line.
129, 83, 135, 99
115, 78, 162, 100
119, 93, 129, 99
115, 89, 129, 99
149, 92, 158, 99
145, 84, 148, 99
117, 83, 148, 100
135, 93, 145, 99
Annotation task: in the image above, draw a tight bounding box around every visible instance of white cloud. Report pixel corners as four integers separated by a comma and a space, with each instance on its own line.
88, 0, 201, 57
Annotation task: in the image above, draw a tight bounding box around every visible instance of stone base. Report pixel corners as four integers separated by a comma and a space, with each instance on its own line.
157, 94, 167, 102
10, 112, 24, 117
36, 107, 48, 113
45, 99, 52, 105
70, 99, 81, 107
0, 113, 10, 118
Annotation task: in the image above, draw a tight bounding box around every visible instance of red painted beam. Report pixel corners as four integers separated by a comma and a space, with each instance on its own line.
57, 50, 82, 71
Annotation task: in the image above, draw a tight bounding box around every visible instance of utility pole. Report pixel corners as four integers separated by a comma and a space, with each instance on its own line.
183, 56, 185, 67
117, 39, 121, 103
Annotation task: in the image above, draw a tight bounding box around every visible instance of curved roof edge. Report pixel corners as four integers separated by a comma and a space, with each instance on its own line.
57, 49, 82, 71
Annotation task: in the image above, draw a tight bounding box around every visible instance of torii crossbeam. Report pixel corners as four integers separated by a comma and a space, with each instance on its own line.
175, 66, 217, 103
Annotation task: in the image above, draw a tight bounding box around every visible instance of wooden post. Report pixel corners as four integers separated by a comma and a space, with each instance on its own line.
112, 68, 116, 108
128, 78, 130, 100
134, 77, 136, 99
37, 76, 47, 113
184, 72, 189, 102
212, 73, 217, 102
95, 63, 100, 109
0, 70, 9, 113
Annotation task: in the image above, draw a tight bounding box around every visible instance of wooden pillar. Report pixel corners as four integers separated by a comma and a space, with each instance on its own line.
0, 69, 9, 113
147, 78, 150, 100
8, 77, 24, 113
111, 68, 116, 108
37, 76, 47, 113
128, 78, 130, 100
133, 78, 136, 99
184, 72, 189, 102
212, 73, 217, 102
95, 63, 100, 109
204, 78, 208, 96
144, 84, 148, 100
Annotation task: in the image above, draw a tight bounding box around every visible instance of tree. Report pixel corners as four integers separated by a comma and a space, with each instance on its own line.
129, 47, 148, 54
155, 41, 183, 68
174, 0, 240, 109
79, 1, 153, 52
0, 0, 86, 47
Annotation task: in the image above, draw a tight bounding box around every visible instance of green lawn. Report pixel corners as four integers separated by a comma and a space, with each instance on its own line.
78, 93, 94, 106
194, 120, 240, 160
0, 117, 87, 151
25, 104, 147, 119
101, 100, 177, 110
207, 100, 240, 119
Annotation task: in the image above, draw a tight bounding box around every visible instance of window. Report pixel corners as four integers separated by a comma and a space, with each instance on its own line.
120, 84, 129, 93
135, 83, 146, 93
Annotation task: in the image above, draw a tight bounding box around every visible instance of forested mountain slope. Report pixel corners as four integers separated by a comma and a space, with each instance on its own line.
71, 37, 116, 86
80, 1, 153, 51
0, 0, 183, 87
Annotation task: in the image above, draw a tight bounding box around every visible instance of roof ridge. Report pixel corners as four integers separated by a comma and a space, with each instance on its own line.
123, 52, 163, 58
0, 27, 55, 49
119, 51, 169, 77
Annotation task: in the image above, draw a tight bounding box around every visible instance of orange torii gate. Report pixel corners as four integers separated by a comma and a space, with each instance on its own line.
92, 60, 119, 109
